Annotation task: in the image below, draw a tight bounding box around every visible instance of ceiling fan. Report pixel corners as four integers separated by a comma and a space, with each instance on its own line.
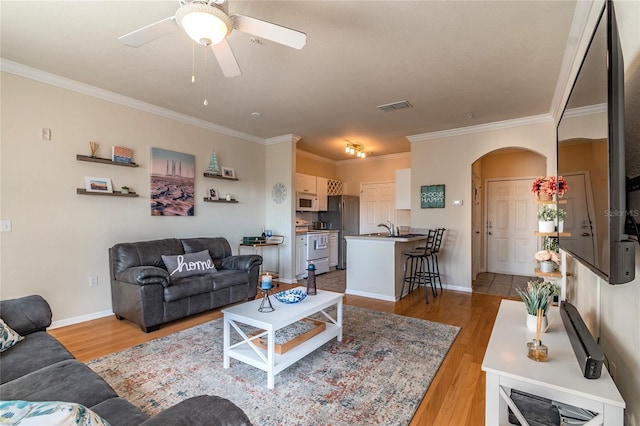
119, 0, 307, 77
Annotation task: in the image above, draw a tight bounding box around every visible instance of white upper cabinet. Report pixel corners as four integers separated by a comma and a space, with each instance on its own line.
317, 177, 328, 211
395, 168, 411, 210
295, 173, 317, 193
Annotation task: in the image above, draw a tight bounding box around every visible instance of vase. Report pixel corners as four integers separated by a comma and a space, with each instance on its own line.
536, 192, 552, 201
539, 260, 556, 273
557, 220, 564, 233
538, 221, 555, 233
526, 314, 548, 332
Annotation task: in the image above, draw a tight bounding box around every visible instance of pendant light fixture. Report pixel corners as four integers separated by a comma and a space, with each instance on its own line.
345, 141, 367, 158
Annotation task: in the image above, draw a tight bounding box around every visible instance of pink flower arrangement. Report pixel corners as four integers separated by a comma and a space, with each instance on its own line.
535, 250, 560, 265
531, 176, 569, 198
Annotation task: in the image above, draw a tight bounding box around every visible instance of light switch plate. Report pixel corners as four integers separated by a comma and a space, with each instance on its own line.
1, 220, 12, 232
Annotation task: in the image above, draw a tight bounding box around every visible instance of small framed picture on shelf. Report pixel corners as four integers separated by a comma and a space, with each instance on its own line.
209, 188, 219, 200
112, 146, 133, 164
84, 176, 113, 193
221, 167, 236, 179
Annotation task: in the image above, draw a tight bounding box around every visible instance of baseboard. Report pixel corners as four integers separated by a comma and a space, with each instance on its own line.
443, 284, 472, 293
50, 310, 113, 329
344, 289, 397, 302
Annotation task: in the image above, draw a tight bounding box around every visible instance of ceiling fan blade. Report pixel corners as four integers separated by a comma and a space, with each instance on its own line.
119, 17, 179, 47
211, 39, 242, 77
232, 15, 306, 49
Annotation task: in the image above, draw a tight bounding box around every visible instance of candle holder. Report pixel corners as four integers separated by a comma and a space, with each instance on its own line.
258, 288, 274, 313
527, 308, 548, 361
527, 339, 548, 362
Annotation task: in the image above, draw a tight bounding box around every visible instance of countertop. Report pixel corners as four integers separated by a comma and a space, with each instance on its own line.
345, 233, 427, 242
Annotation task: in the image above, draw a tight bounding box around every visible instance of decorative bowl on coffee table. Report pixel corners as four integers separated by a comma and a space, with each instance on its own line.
274, 289, 307, 304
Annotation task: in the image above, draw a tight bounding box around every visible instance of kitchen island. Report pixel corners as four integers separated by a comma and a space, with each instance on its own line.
344, 234, 428, 301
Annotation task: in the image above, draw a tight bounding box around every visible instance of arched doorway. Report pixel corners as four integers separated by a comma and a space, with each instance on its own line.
471, 148, 546, 295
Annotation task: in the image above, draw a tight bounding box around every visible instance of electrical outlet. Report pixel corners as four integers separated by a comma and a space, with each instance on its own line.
41, 128, 51, 141
89, 276, 98, 287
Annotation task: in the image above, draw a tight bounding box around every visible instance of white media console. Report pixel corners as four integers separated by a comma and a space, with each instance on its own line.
482, 300, 625, 425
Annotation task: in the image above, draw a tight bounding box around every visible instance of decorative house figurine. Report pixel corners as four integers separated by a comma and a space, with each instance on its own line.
205, 151, 220, 175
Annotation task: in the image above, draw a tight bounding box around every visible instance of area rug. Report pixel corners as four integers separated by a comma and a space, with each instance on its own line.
87, 306, 460, 425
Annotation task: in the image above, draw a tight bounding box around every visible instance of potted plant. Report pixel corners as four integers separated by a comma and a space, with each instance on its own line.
121, 186, 130, 194
516, 280, 560, 331
535, 249, 560, 273
531, 175, 569, 200
556, 208, 567, 232
537, 205, 556, 233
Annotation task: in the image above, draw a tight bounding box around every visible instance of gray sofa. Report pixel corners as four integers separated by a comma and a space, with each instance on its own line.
0, 295, 251, 426
109, 237, 261, 332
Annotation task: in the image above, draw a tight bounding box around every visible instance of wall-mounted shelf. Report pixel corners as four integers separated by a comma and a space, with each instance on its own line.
204, 172, 238, 181
534, 268, 562, 278
535, 231, 571, 237
204, 197, 238, 203
536, 199, 567, 205
77, 188, 139, 197
77, 154, 139, 167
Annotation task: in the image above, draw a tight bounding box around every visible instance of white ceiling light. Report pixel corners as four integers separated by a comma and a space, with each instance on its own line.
176, 3, 232, 46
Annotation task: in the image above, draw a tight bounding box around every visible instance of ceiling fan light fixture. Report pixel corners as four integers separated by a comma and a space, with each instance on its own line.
176, 3, 232, 46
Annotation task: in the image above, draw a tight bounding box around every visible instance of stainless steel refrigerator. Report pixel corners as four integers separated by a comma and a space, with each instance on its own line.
319, 195, 359, 269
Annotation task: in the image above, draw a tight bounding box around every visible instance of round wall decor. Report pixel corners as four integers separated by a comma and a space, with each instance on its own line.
272, 182, 287, 204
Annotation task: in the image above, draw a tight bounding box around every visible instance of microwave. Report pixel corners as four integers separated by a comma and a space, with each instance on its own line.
296, 192, 318, 212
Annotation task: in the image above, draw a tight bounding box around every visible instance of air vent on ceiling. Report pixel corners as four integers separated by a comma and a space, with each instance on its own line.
376, 100, 413, 112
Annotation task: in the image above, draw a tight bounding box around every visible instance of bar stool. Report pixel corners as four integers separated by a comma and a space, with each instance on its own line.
400, 229, 436, 303
423, 228, 445, 294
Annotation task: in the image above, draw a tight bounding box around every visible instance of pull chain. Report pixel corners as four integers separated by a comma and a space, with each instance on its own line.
203, 46, 208, 106
191, 42, 196, 83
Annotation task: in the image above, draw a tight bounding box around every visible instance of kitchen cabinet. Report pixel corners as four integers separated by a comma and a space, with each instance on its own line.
395, 168, 411, 210
295, 235, 307, 277
329, 232, 339, 268
317, 177, 328, 211
296, 173, 317, 194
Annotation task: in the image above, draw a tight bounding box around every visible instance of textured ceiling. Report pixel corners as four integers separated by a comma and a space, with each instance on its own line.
1, 1, 577, 160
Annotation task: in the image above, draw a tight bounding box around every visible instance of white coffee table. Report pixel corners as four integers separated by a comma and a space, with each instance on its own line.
222, 287, 343, 389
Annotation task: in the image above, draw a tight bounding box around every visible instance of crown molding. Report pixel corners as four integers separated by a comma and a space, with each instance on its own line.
564, 103, 607, 119
267, 134, 302, 145
407, 113, 552, 143
0, 59, 264, 145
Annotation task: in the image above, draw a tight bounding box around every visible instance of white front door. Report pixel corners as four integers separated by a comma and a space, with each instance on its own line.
486, 179, 538, 275
558, 172, 597, 264
360, 182, 396, 235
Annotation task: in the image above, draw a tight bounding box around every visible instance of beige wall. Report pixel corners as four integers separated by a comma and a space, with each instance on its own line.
409, 120, 557, 292
479, 149, 546, 180
336, 153, 410, 195
0, 72, 268, 324
296, 151, 337, 179
266, 139, 297, 282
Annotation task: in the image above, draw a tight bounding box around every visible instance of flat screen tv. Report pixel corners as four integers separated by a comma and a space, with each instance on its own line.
556, 0, 636, 284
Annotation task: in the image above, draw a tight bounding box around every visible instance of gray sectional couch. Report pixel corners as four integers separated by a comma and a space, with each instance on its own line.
0, 295, 251, 425
109, 237, 262, 332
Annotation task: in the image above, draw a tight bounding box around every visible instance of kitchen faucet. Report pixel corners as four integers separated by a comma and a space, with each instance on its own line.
378, 221, 396, 236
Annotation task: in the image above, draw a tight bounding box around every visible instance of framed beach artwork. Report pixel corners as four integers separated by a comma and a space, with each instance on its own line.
150, 147, 195, 216
84, 176, 113, 193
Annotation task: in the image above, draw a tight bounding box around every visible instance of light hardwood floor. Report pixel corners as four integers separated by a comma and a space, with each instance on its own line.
50, 282, 517, 425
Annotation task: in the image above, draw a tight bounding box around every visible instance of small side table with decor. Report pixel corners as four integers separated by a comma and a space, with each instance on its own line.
238, 235, 284, 284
